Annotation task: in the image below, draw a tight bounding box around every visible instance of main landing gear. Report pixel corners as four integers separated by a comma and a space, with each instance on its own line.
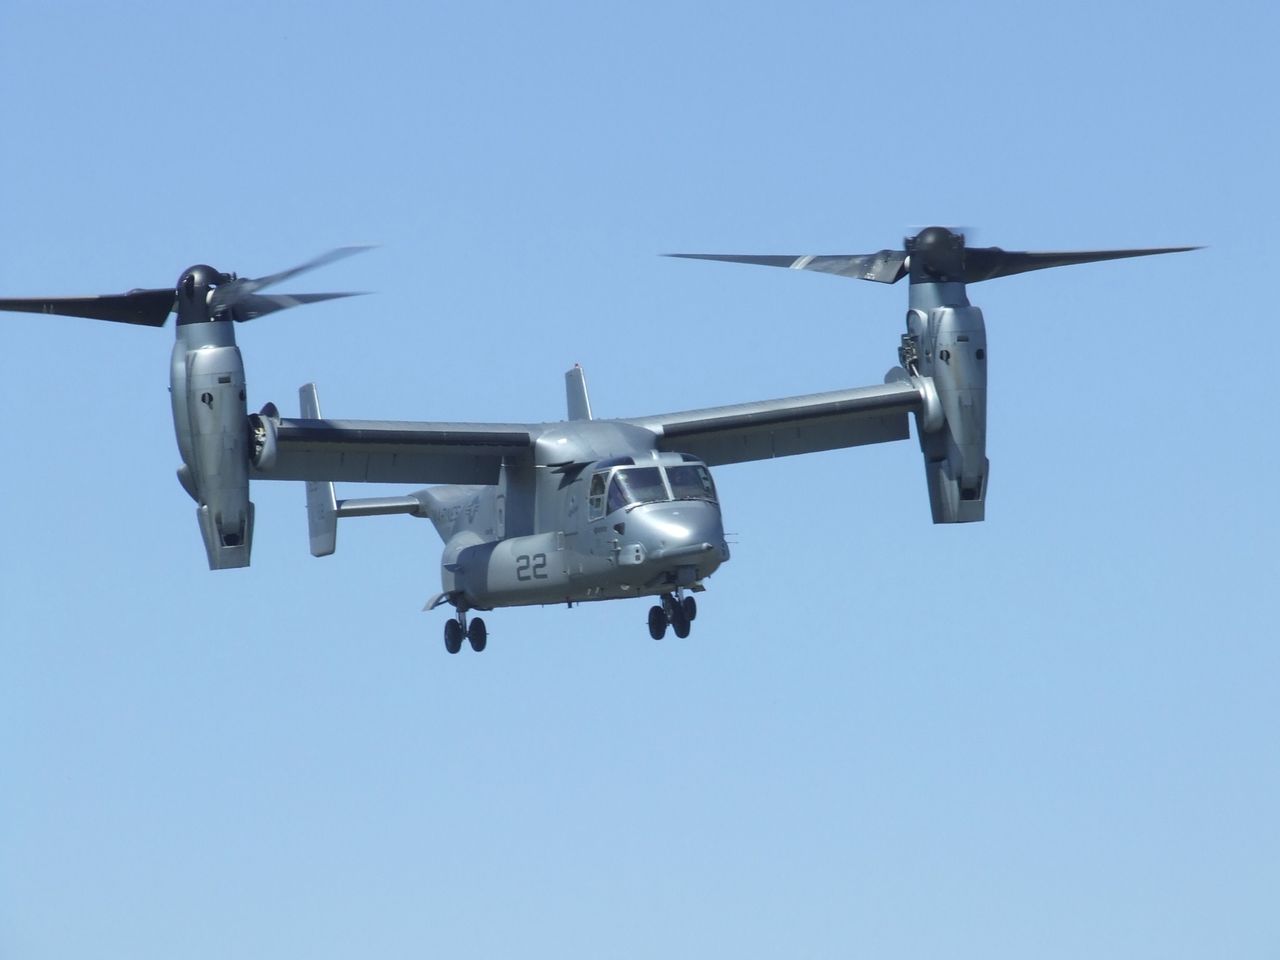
648, 590, 697, 640
444, 609, 487, 654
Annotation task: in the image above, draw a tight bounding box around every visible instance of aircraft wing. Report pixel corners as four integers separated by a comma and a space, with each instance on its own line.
254, 418, 536, 485
625, 380, 923, 466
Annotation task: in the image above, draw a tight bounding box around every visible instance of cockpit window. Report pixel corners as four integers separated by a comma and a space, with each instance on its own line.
588, 472, 608, 519
666, 464, 716, 502
607, 467, 667, 512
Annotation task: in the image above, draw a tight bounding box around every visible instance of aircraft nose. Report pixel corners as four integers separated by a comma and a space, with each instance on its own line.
627, 500, 726, 566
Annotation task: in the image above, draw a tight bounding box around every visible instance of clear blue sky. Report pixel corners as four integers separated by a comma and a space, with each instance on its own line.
2, 2, 1276, 958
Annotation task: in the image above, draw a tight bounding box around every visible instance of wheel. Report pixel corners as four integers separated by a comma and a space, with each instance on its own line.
682, 596, 697, 622
648, 605, 668, 640
671, 607, 691, 638
468, 617, 488, 653
444, 619, 463, 654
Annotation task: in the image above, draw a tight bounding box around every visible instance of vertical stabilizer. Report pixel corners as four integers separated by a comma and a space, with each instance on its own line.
565, 364, 593, 421
299, 383, 339, 556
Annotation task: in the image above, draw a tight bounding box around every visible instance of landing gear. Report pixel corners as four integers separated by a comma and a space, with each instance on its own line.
467, 617, 487, 652
649, 590, 697, 640
664, 594, 691, 638
648, 605, 667, 640
444, 609, 488, 654
671, 611, 691, 638
444, 618, 464, 655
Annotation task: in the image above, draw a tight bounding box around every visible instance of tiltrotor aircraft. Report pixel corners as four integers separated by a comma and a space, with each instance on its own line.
1, 228, 1193, 652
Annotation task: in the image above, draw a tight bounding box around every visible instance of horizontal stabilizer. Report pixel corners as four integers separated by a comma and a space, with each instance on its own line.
336, 496, 424, 519
299, 384, 433, 555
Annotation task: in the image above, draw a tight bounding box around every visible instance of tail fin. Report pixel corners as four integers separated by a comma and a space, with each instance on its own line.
565, 364, 592, 420
299, 384, 339, 556
299, 382, 424, 557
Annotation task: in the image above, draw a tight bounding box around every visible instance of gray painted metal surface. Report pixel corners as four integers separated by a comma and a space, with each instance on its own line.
565, 365, 593, 421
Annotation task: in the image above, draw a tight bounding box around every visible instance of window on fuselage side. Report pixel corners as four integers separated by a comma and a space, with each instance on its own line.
666, 464, 716, 502
588, 472, 608, 519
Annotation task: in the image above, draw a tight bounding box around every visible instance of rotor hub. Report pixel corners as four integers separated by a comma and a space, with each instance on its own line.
906, 226, 966, 282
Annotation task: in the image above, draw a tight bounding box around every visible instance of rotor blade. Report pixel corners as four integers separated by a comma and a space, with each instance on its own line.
962, 246, 1199, 283
209, 246, 373, 314
229, 291, 367, 322
0, 288, 175, 326
666, 250, 908, 283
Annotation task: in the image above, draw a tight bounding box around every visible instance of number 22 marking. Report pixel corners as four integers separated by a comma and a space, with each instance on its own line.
516, 553, 548, 581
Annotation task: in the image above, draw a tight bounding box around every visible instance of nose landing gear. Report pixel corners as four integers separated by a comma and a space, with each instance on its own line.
647, 590, 697, 640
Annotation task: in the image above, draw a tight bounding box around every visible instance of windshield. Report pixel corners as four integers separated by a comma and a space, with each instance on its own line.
666, 464, 716, 502
607, 467, 667, 512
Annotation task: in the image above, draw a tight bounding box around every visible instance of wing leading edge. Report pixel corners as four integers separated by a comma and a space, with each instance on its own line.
256, 418, 535, 485
254, 378, 925, 483
626, 379, 923, 466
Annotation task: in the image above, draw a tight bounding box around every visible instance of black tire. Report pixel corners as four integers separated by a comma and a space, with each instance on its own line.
671, 608, 691, 638
648, 605, 668, 640
444, 619, 463, 654
682, 596, 697, 622
468, 617, 488, 653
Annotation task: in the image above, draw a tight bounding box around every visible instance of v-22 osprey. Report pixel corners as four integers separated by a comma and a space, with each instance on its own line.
0, 228, 1194, 652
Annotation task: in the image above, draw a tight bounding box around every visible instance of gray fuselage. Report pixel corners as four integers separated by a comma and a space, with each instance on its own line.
424, 424, 729, 611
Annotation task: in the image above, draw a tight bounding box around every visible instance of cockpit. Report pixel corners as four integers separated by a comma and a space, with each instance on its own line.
586, 456, 717, 520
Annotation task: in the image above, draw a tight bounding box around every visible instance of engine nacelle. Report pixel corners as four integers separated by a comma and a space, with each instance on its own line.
907, 301, 989, 523
170, 320, 254, 569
